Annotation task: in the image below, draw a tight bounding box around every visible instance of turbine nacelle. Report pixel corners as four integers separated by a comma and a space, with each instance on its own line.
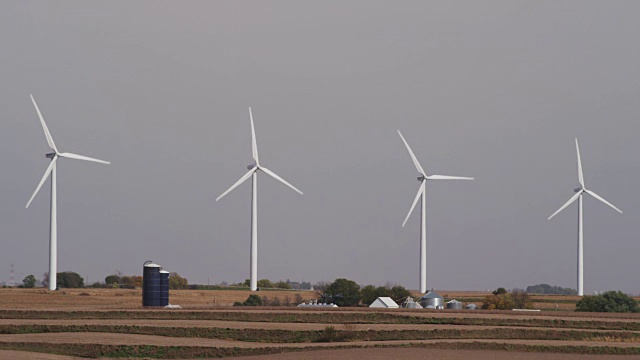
417, 175, 426, 182
26, 95, 111, 209
247, 164, 257, 171
548, 138, 622, 221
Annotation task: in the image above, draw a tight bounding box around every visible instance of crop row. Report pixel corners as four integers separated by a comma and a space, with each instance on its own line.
0, 341, 639, 359
1, 324, 639, 343
1, 310, 639, 331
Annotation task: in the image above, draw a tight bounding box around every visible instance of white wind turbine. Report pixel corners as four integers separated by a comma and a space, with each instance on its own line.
547, 138, 622, 296
216, 107, 303, 291
398, 130, 473, 294
25, 95, 110, 291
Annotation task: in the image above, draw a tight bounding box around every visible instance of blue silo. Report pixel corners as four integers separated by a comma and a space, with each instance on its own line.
142, 261, 162, 306
159, 269, 169, 306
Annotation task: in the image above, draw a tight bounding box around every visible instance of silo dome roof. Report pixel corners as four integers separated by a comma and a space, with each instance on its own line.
419, 290, 443, 300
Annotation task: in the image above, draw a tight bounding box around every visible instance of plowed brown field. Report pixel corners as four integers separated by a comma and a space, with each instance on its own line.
1, 288, 639, 359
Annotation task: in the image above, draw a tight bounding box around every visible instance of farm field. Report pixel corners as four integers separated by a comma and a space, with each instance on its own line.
1, 288, 640, 358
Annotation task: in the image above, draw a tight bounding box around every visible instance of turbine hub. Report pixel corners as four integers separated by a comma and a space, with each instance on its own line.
46, 152, 56, 159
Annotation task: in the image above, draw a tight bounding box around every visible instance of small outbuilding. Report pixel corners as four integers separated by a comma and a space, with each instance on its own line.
402, 297, 423, 309
446, 299, 462, 309
369, 297, 399, 308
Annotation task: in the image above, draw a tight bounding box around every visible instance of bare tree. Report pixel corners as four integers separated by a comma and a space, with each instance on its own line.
314, 281, 329, 302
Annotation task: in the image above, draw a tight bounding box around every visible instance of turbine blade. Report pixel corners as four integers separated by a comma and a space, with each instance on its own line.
576, 138, 584, 187
26, 156, 58, 208
30, 94, 58, 152
216, 168, 256, 201
58, 152, 110, 165
585, 189, 623, 214
402, 181, 425, 227
427, 175, 474, 180
259, 166, 303, 195
397, 130, 426, 176
249, 107, 259, 166
548, 190, 582, 220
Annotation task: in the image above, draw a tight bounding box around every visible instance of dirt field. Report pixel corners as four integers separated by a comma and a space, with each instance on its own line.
0, 288, 639, 359
238, 348, 640, 360
0, 288, 591, 310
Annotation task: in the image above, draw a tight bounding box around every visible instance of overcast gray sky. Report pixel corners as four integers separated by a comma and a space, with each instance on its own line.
1, 1, 638, 294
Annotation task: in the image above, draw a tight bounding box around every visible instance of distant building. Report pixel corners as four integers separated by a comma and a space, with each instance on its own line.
297, 300, 338, 308
402, 297, 423, 309
369, 297, 399, 308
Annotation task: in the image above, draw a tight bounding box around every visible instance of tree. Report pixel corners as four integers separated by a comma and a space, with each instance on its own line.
526, 283, 576, 295
576, 291, 639, 313
314, 281, 330, 302
361, 285, 378, 305
274, 281, 292, 289
121, 275, 142, 288
482, 290, 532, 310
493, 287, 507, 295
22, 275, 36, 288
326, 278, 361, 306
389, 285, 412, 301
482, 293, 514, 310
511, 290, 533, 309
257, 279, 273, 288
168, 272, 188, 289
105, 274, 121, 286
57, 272, 84, 288
233, 294, 263, 306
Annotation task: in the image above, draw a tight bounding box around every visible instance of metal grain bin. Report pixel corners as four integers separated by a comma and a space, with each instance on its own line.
160, 269, 169, 306
466, 303, 478, 310
446, 299, 462, 309
143, 261, 162, 307
418, 290, 444, 309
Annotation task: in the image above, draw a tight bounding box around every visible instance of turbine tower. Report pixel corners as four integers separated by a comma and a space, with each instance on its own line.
26, 95, 110, 291
397, 130, 473, 294
548, 138, 622, 296
216, 107, 303, 291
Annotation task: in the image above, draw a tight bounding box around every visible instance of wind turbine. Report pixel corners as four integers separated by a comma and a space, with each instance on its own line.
547, 138, 622, 296
25, 94, 110, 291
397, 130, 473, 294
216, 107, 303, 291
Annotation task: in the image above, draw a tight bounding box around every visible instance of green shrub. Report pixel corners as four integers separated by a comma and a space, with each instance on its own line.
493, 287, 507, 295
576, 291, 639, 313
234, 294, 262, 307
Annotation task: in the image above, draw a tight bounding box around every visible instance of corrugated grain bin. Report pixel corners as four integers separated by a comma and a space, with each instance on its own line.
446, 299, 462, 309
143, 261, 162, 307
418, 290, 444, 309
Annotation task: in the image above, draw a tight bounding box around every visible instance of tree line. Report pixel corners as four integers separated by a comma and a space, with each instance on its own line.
16, 271, 189, 290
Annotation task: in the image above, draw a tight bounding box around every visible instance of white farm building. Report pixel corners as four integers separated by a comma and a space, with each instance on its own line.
369, 297, 399, 308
